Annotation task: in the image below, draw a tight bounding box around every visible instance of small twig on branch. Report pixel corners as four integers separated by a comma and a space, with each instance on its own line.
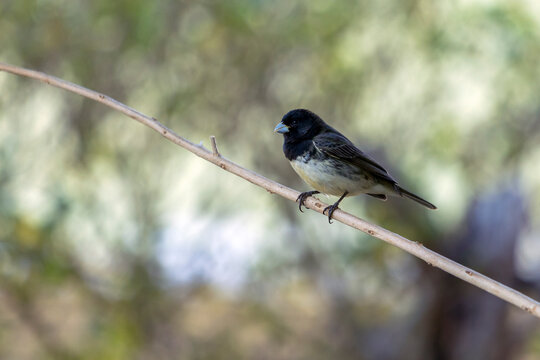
210, 135, 220, 157
1, 62, 539, 318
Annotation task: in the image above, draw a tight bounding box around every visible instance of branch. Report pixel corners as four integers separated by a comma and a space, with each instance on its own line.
1, 62, 539, 318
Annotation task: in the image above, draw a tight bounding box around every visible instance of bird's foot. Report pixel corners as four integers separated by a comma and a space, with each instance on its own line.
322, 191, 348, 224
323, 203, 340, 224
296, 191, 320, 212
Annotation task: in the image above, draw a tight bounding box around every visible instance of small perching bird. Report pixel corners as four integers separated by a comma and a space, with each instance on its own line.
274, 109, 436, 223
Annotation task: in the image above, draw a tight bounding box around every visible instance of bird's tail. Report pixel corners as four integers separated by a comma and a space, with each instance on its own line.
397, 186, 437, 210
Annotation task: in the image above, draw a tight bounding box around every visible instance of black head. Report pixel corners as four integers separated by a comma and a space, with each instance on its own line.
274, 109, 328, 142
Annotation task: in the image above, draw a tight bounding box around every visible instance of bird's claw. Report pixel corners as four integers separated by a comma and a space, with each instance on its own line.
323, 204, 339, 224
296, 191, 320, 213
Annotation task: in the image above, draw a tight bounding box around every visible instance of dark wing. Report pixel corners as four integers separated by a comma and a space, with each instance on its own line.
313, 131, 396, 183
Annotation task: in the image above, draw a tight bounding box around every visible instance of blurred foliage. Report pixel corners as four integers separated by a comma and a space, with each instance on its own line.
1, 0, 540, 359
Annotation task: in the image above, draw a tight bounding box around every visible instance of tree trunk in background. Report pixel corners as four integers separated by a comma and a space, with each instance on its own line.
432, 179, 529, 360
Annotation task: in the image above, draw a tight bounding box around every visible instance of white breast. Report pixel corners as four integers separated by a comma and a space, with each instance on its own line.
290, 157, 379, 196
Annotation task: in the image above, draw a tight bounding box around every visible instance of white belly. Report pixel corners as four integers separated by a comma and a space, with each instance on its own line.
290, 157, 382, 196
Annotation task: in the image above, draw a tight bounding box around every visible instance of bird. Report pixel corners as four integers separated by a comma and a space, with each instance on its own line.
274, 109, 436, 223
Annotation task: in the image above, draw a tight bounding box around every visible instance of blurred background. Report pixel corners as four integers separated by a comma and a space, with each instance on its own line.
1, 0, 540, 359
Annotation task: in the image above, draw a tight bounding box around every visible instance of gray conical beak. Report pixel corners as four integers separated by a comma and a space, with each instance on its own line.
274, 122, 289, 134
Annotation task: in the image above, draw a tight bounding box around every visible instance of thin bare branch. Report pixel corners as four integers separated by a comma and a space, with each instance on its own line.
1, 62, 539, 318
